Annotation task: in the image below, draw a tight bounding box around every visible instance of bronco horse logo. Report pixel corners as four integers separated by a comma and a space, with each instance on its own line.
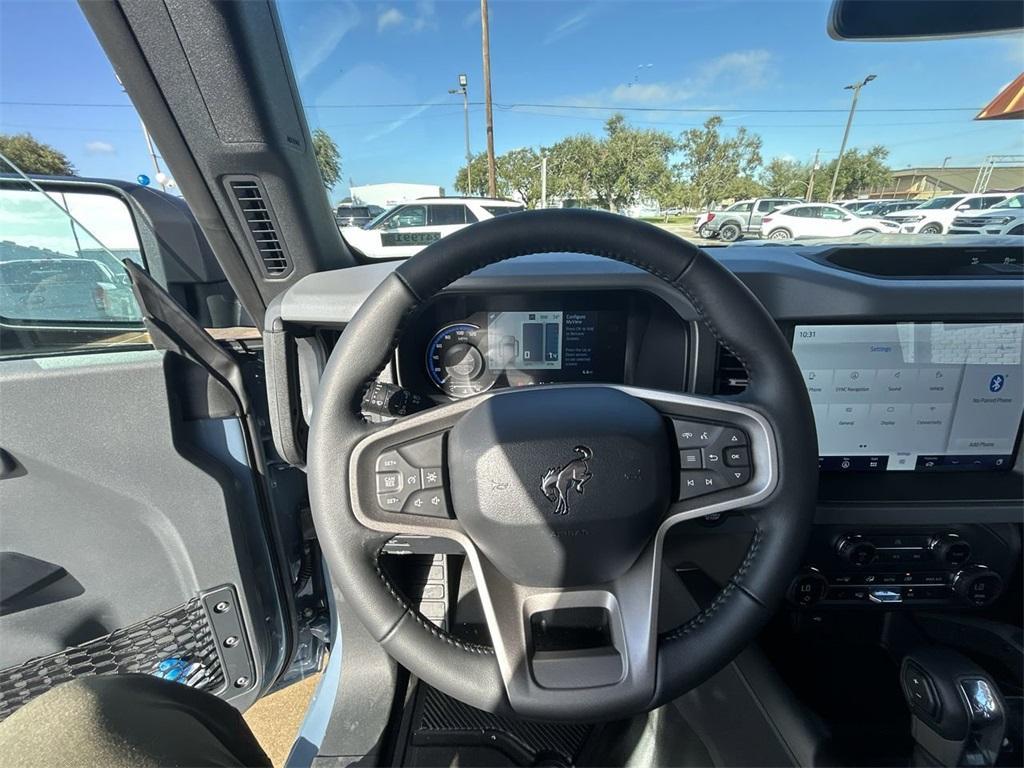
540, 445, 593, 515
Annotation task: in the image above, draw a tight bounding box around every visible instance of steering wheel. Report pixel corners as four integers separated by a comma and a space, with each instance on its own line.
308, 209, 817, 721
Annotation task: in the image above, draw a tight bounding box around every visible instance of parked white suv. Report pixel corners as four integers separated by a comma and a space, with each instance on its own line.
759, 203, 898, 239
341, 198, 524, 259
948, 194, 1024, 236
884, 193, 1010, 234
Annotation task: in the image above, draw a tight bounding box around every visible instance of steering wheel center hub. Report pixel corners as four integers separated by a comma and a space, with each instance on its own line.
448, 387, 672, 586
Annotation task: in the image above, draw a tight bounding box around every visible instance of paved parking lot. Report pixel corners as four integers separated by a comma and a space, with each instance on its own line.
649, 220, 721, 248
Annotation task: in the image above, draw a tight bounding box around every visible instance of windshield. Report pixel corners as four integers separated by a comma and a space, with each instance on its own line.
914, 196, 966, 210
277, 0, 1021, 250
4, 1, 1021, 256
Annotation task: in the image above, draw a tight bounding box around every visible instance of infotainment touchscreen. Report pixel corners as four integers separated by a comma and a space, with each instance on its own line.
792, 323, 1024, 471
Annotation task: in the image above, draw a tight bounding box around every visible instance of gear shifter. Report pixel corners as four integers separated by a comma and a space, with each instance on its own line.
901, 648, 1006, 766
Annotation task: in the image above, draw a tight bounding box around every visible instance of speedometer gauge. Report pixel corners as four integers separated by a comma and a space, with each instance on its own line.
426, 323, 496, 398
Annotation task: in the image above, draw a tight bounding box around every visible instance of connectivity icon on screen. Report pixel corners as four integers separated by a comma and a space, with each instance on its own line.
989, 374, 1005, 393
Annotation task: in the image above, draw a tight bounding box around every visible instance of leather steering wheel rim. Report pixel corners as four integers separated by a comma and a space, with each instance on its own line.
307, 208, 817, 721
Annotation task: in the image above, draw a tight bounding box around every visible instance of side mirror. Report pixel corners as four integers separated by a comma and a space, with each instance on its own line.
956, 204, 970, 210
842, 215, 852, 222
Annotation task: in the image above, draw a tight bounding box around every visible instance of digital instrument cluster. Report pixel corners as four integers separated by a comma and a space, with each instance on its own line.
424, 309, 627, 398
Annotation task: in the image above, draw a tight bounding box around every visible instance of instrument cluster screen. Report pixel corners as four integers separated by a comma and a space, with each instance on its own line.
792, 322, 1024, 471
426, 310, 626, 398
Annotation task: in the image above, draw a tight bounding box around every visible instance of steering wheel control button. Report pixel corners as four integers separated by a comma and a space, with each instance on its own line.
719, 427, 748, 447
678, 470, 725, 500
421, 467, 443, 489
376, 472, 402, 494
378, 493, 404, 512
672, 419, 721, 449
680, 449, 702, 469
376, 451, 402, 472
723, 466, 751, 487
724, 446, 749, 466
403, 489, 451, 518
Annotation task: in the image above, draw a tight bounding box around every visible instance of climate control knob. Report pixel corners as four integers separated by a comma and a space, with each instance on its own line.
836, 534, 877, 566
929, 532, 971, 567
953, 565, 1003, 607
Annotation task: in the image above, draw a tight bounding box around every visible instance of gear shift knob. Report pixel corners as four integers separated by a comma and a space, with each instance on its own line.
901, 648, 1005, 767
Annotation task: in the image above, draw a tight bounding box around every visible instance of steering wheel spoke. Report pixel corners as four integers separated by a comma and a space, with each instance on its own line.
625, 386, 781, 524
465, 541, 662, 719
348, 400, 472, 539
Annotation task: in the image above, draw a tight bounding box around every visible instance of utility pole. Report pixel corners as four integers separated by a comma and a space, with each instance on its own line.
540, 154, 547, 209
480, 0, 497, 197
140, 119, 167, 192
449, 74, 472, 194
806, 148, 820, 202
828, 74, 876, 202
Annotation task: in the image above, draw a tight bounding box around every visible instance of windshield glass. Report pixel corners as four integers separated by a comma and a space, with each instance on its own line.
6, 1, 1021, 257
915, 196, 966, 210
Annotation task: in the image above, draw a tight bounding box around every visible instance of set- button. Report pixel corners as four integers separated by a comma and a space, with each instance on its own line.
671, 418, 752, 501
374, 434, 450, 518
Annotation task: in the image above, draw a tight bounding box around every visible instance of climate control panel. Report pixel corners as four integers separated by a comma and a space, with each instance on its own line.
789, 524, 1019, 610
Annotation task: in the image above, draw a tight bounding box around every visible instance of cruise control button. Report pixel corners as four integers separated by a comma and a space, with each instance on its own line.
680, 449, 702, 469
376, 472, 402, 494
421, 467, 443, 489
672, 420, 721, 449
378, 493, 404, 512
678, 470, 725, 500
404, 489, 451, 518
724, 446, 749, 467
376, 451, 402, 472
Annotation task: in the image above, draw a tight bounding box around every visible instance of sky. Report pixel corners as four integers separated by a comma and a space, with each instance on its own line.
2, 0, 1023, 203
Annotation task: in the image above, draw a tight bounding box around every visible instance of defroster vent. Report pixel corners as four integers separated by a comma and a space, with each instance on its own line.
714, 345, 749, 395
227, 177, 291, 277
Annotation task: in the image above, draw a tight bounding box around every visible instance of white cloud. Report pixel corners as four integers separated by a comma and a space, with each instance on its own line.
377, 7, 405, 32
463, 8, 480, 28
567, 49, 775, 108
544, 8, 592, 45
378, 1, 435, 34
363, 96, 446, 142
290, 1, 361, 82
85, 140, 116, 155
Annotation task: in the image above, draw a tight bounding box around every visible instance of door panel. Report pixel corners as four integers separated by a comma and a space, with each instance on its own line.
0, 349, 288, 716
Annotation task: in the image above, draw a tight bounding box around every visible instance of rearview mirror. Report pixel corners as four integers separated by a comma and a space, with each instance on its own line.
829, 0, 1024, 40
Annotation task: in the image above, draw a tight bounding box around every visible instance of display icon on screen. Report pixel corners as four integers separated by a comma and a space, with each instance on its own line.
989, 374, 1005, 393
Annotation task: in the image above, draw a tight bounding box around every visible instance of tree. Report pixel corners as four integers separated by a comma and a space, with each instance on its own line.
760, 157, 809, 197
311, 128, 341, 190
0, 133, 75, 175
676, 116, 762, 207
454, 152, 494, 197
498, 148, 543, 209
545, 115, 675, 211
814, 145, 891, 201
545, 134, 602, 205
723, 175, 767, 201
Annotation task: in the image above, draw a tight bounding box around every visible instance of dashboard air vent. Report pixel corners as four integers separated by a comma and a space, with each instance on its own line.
228, 178, 291, 277
714, 345, 748, 395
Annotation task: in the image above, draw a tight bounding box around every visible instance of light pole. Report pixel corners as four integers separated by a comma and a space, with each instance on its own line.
449, 74, 472, 194
828, 74, 876, 203
931, 156, 952, 198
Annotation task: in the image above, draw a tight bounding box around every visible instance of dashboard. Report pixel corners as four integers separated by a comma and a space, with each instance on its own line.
263, 243, 1023, 610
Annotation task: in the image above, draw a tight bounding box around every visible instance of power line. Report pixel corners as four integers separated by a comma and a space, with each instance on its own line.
0, 99, 984, 114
